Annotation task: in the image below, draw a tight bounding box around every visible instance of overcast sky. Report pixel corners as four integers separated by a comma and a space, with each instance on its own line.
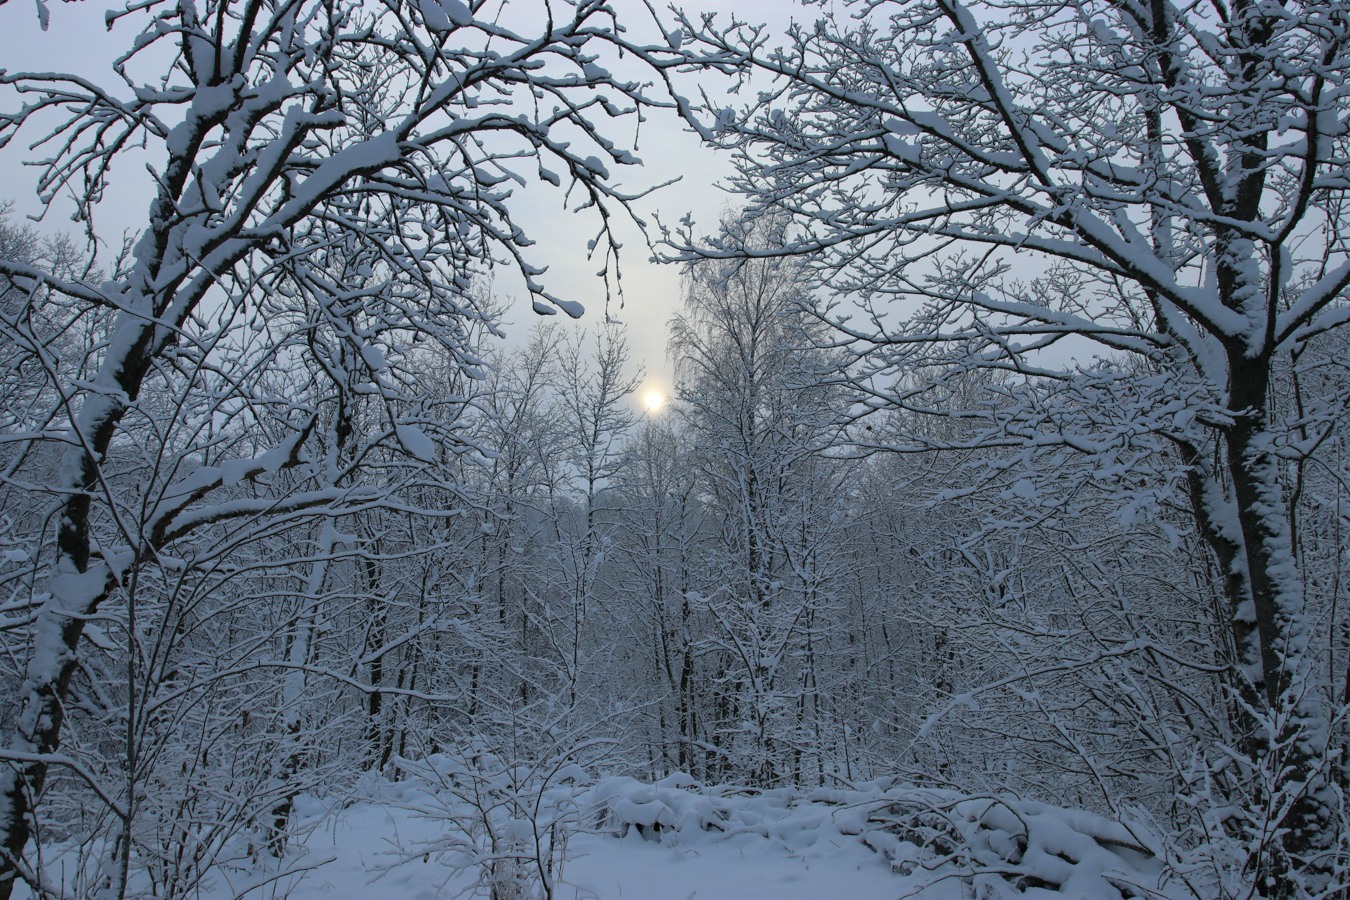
0, 0, 808, 405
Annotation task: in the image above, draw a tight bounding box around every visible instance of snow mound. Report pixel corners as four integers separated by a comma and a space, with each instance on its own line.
588, 777, 1177, 898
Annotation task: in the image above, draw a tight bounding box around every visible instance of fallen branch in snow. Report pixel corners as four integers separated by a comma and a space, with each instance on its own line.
585, 775, 1176, 899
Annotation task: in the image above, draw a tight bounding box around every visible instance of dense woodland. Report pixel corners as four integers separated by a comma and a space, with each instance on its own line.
1, 0, 1349, 896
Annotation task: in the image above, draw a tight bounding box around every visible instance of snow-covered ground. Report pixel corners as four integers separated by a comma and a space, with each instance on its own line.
176, 763, 1180, 899
257, 799, 914, 899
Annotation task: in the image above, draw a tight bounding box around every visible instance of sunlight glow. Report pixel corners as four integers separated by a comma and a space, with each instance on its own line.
643, 389, 666, 413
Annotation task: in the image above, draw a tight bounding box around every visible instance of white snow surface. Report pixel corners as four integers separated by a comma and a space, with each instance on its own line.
267, 798, 909, 900
396, 423, 439, 463
31, 766, 1182, 899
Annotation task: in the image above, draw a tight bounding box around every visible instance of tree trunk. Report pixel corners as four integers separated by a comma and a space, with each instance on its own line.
1225, 356, 1337, 884
0, 316, 151, 896
269, 520, 336, 856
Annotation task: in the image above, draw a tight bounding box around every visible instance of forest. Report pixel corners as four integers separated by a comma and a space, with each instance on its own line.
0, 0, 1348, 897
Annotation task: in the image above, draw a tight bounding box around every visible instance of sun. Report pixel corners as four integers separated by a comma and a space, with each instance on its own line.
642, 388, 666, 413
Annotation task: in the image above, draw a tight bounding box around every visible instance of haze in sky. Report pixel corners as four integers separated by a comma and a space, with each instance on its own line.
0, 0, 804, 409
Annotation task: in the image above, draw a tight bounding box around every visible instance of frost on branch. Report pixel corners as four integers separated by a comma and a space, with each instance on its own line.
0, 1, 705, 896
669, 0, 1350, 890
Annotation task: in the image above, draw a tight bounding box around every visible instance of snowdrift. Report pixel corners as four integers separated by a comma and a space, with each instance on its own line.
586, 774, 1176, 898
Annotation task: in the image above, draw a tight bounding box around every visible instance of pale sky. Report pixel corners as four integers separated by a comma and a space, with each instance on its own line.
0, 0, 808, 406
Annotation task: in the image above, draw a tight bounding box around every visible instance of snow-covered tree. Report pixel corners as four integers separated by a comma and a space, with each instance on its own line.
670, 214, 851, 786
672, 0, 1350, 888
0, 0, 701, 893
547, 326, 640, 713
606, 417, 711, 777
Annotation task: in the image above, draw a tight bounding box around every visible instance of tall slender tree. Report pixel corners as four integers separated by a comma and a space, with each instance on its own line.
670, 214, 847, 785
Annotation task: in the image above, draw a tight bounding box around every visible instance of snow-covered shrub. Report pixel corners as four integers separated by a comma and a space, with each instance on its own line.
377, 739, 601, 900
